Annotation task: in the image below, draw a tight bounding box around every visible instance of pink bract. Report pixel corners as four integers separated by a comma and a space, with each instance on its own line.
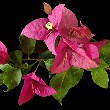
51, 38, 108, 74
50, 38, 72, 73
21, 4, 78, 55
56, 9, 93, 44
50, 38, 98, 74
72, 22, 94, 44
0, 41, 9, 64
58, 5, 78, 36
90, 40, 108, 49
70, 47, 98, 69
83, 44, 99, 63
21, 4, 65, 55
48, 4, 65, 29
21, 18, 49, 40
65, 21, 94, 44
18, 72, 56, 106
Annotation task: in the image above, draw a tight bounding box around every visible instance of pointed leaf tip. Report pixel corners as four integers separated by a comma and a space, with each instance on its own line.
19, 35, 36, 56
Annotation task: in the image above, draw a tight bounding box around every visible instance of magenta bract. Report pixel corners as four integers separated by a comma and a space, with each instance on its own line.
51, 38, 98, 74
21, 4, 66, 55
21, 4, 78, 55
18, 72, 56, 106
0, 41, 9, 64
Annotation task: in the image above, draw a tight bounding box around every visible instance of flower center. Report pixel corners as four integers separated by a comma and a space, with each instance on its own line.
45, 22, 53, 30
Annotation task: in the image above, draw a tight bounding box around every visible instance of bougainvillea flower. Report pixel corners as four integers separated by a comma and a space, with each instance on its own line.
51, 38, 99, 74
59, 21, 94, 44
18, 72, 56, 106
50, 38, 78, 74
71, 22, 94, 44
21, 4, 64, 55
0, 41, 9, 64
21, 4, 78, 55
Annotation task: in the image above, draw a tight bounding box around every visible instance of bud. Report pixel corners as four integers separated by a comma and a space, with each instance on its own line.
43, 2, 52, 14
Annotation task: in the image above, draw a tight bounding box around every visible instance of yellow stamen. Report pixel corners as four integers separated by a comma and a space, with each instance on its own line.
45, 22, 53, 30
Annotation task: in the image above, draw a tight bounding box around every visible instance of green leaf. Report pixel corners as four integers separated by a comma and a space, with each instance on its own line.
44, 59, 54, 70
38, 50, 54, 58
0, 64, 22, 91
50, 67, 83, 104
100, 40, 110, 65
50, 72, 72, 104
0, 73, 3, 85
19, 35, 36, 56
89, 59, 109, 88
3, 69, 22, 91
68, 67, 84, 88
0, 64, 15, 71
10, 50, 23, 65
91, 70, 109, 88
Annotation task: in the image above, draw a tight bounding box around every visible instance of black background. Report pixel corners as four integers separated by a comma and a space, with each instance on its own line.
0, 0, 110, 110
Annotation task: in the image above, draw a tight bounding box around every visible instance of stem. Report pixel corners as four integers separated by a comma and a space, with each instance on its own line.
91, 38, 97, 42
22, 58, 53, 61
32, 60, 39, 66
34, 61, 42, 72
22, 58, 44, 61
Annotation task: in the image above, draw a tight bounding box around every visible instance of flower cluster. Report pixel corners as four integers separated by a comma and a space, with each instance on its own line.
21, 3, 107, 72
0, 2, 110, 106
